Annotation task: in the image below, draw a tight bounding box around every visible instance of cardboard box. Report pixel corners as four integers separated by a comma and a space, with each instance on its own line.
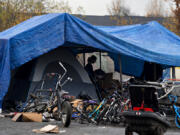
32, 125, 59, 133
22, 112, 42, 122
71, 99, 83, 108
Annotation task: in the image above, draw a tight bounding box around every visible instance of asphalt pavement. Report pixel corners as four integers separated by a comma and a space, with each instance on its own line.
0, 118, 179, 135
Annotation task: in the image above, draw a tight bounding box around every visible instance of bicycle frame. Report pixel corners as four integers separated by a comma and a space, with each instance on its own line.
88, 98, 107, 120
158, 84, 180, 100
169, 95, 180, 128
135, 80, 180, 100
146, 80, 180, 100
55, 62, 67, 89
55, 62, 71, 113
103, 91, 131, 123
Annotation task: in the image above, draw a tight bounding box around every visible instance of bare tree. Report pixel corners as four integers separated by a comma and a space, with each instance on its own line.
172, 0, 180, 31
107, 0, 131, 26
44, 0, 72, 13
146, 0, 170, 17
107, 0, 130, 16
75, 6, 85, 15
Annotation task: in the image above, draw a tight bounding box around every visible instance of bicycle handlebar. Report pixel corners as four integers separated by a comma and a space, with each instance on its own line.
61, 77, 72, 86
56, 61, 72, 88
58, 61, 67, 82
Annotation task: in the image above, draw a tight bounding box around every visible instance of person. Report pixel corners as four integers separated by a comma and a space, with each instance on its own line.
85, 55, 97, 82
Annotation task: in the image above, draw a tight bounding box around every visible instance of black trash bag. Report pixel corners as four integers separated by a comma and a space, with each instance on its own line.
77, 91, 92, 100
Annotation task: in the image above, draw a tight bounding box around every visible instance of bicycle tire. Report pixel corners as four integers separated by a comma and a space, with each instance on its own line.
61, 101, 72, 127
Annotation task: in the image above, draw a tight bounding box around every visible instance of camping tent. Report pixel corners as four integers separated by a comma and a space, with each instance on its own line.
1, 13, 180, 107
5, 48, 98, 103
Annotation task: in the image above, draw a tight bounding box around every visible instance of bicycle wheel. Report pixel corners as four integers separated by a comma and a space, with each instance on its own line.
175, 115, 180, 128
61, 101, 72, 127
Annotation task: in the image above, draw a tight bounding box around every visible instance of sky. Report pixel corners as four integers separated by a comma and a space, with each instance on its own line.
65, 0, 172, 16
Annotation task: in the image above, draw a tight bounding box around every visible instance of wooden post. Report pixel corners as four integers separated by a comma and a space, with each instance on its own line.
119, 55, 123, 91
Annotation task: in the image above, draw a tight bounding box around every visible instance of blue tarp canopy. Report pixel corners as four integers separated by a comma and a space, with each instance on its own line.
1, 13, 180, 106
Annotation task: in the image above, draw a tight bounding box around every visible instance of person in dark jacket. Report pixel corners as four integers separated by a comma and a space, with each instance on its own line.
85, 55, 97, 82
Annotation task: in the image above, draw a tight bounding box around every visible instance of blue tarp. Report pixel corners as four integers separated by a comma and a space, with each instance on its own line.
1, 13, 180, 105
163, 68, 171, 80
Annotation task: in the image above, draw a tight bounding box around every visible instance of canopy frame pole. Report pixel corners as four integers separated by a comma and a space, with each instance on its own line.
119, 55, 123, 91
172, 67, 176, 79
99, 51, 102, 69
83, 53, 86, 67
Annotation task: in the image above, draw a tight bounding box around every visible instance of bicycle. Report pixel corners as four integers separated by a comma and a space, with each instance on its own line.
74, 96, 108, 124
17, 61, 72, 127
16, 72, 58, 112
48, 61, 72, 127
144, 80, 180, 100
168, 95, 180, 128
97, 90, 131, 124
74, 99, 98, 124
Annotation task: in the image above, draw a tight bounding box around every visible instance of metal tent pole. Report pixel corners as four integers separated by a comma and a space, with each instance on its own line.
172, 67, 176, 79
99, 51, 102, 69
119, 55, 123, 91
